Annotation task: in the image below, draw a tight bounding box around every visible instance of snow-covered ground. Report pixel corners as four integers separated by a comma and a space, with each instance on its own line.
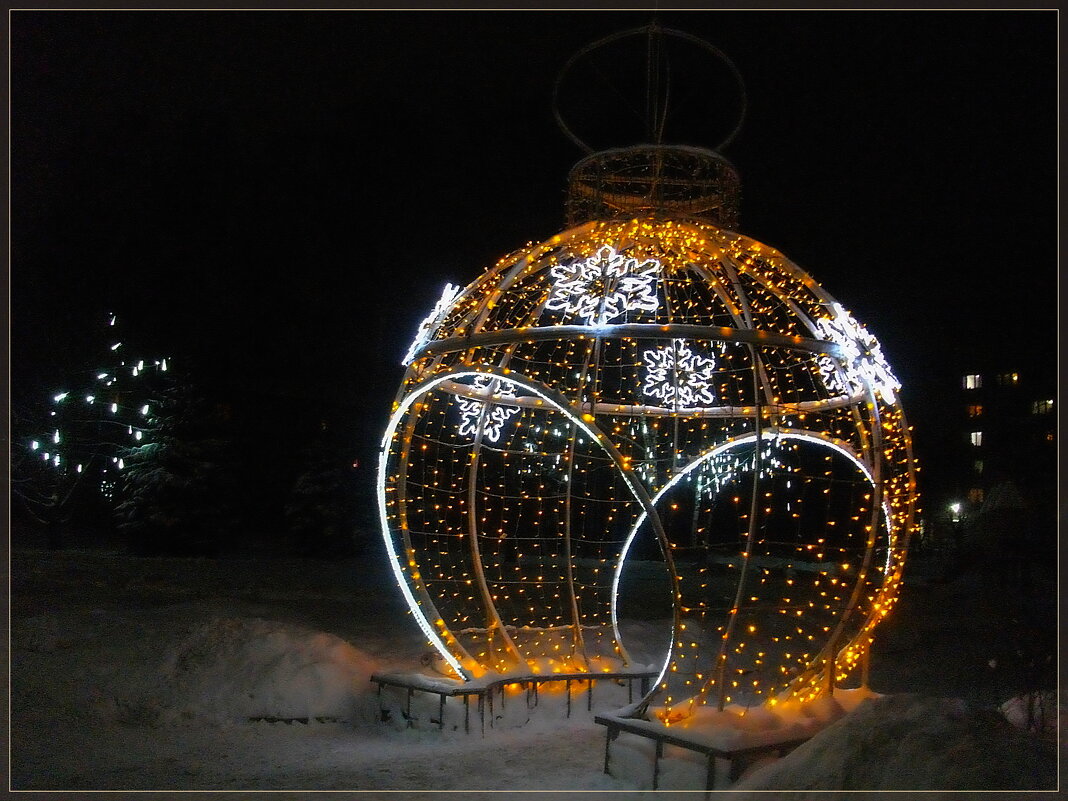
9, 545, 1060, 794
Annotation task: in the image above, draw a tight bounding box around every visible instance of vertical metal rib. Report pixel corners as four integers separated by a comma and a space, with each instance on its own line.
562, 420, 586, 664
714, 342, 764, 711
393, 408, 479, 675
465, 397, 524, 671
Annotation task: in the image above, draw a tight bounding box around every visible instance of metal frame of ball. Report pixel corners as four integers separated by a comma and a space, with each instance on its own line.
378, 218, 916, 710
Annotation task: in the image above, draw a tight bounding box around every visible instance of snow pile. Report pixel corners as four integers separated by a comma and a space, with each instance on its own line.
726, 693, 1057, 794
11, 550, 1057, 792
1000, 691, 1058, 740
132, 617, 382, 725
602, 688, 879, 791
654, 687, 876, 753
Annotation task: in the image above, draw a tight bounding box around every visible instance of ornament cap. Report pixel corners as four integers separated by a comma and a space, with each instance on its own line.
565, 144, 740, 228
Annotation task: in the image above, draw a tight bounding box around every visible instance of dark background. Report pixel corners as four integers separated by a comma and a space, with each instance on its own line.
11, 9, 1058, 543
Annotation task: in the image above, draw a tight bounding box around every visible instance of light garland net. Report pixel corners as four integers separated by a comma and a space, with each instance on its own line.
378, 158, 916, 724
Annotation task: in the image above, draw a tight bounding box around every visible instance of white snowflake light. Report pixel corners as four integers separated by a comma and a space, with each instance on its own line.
456, 376, 521, 443
816, 354, 849, 397
544, 245, 660, 326
402, 282, 463, 365
641, 339, 716, 409
815, 303, 901, 404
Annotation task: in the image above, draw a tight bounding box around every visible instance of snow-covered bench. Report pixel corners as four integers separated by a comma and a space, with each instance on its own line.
596, 711, 810, 793
595, 687, 879, 793
371, 669, 656, 735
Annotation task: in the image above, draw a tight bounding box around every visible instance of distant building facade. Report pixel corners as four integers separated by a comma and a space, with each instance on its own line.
956, 369, 1055, 521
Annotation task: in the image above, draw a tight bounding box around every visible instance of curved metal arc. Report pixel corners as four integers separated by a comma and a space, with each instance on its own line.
383, 367, 681, 679
393, 394, 481, 673
846, 402, 916, 638
778, 399, 918, 702
712, 343, 764, 711
702, 231, 883, 503
377, 401, 470, 680
417, 323, 842, 362
553, 25, 748, 154
708, 240, 880, 472
707, 227, 845, 318
814, 388, 886, 693
462, 236, 602, 670
463, 394, 525, 671
611, 427, 894, 699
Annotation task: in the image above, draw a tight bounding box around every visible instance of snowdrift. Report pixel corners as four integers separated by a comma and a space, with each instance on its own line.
11, 550, 1059, 792
149, 617, 381, 724
726, 693, 1057, 794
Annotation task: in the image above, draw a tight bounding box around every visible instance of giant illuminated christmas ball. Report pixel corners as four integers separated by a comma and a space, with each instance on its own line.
378, 143, 916, 720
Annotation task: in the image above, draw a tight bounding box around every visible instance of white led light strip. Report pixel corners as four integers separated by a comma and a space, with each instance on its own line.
378, 368, 645, 679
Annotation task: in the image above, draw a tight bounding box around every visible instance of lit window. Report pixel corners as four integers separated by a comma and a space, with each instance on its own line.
973, 459, 984, 475
969, 431, 983, 447
963, 374, 982, 390
1031, 399, 1054, 414
967, 404, 983, 417
996, 372, 1019, 386
1047, 432, 1055, 442
968, 488, 985, 504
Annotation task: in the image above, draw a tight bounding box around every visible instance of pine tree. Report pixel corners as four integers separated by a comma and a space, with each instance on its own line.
284, 437, 359, 558
115, 379, 241, 556
13, 312, 244, 555
12, 313, 173, 547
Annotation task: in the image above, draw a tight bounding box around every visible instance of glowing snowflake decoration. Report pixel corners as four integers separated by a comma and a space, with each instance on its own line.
642, 339, 716, 409
402, 282, 462, 365
816, 355, 850, 397
544, 245, 661, 326
457, 376, 520, 443
814, 303, 901, 404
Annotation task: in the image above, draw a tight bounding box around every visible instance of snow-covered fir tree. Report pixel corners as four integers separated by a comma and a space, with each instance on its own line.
115, 378, 242, 555
11, 314, 174, 547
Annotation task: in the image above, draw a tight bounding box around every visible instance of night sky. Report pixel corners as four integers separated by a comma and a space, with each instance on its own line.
12, 10, 1057, 483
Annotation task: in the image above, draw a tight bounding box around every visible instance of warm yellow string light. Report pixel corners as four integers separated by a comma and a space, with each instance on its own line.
378, 216, 917, 715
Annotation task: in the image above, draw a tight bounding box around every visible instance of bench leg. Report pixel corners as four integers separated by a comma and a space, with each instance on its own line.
603, 724, 619, 774
729, 755, 745, 784
406, 688, 413, 728
705, 754, 716, 797
652, 739, 664, 790
464, 694, 470, 734
438, 693, 445, 731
